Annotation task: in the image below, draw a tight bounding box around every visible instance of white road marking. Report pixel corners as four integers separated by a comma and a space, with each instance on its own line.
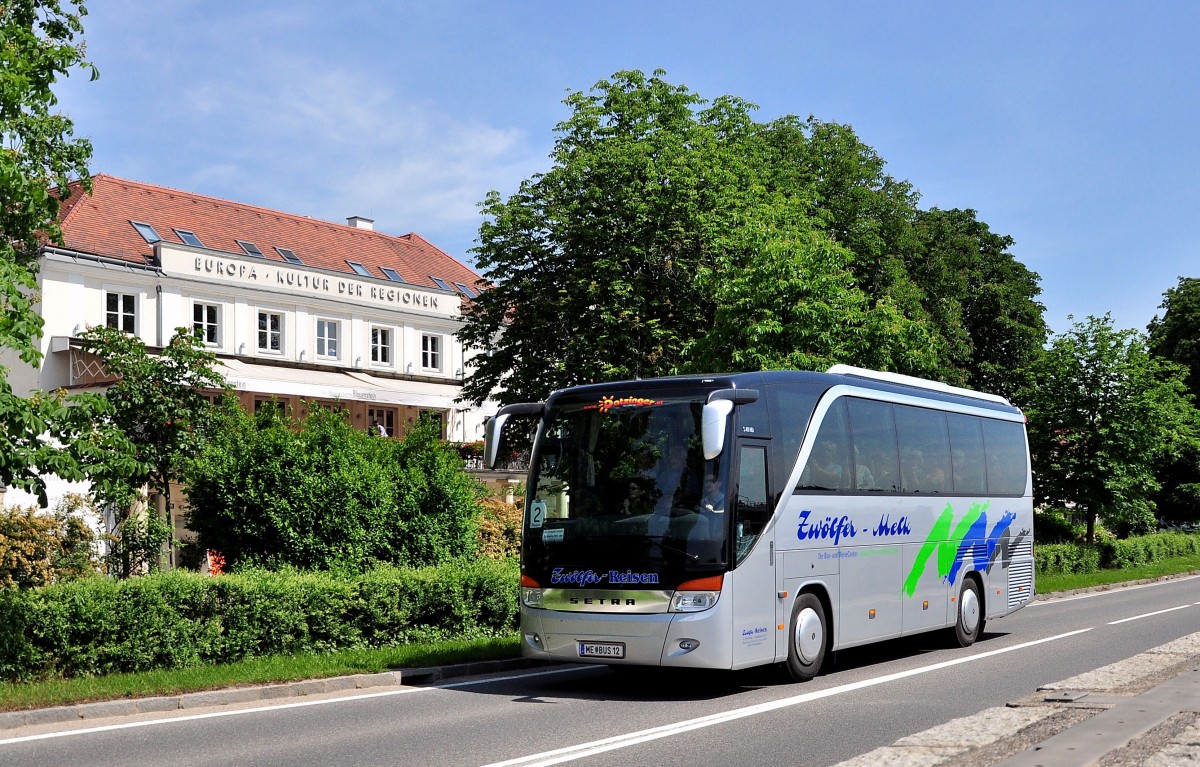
0, 666, 586, 747
1107, 604, 1192, 625
479, 628, 1094, 767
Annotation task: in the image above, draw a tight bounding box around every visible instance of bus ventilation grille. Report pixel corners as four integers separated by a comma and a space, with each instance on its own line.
1008, 560, 1034, 609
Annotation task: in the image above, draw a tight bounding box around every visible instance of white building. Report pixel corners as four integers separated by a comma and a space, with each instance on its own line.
3, 174, 497, 528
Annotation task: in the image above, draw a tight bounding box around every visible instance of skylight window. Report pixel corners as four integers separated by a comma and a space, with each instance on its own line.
130, 221, 161, 244
275, 247, 303, 265
380, 267, 405, 283
453, 282, 478, 298
346, 260, 373, 278
237, 240, 264, 258
174, 229, 204, 247
430, 276, 452, 291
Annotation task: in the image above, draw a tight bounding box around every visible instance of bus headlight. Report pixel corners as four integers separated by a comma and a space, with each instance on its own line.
520, 574, 543, 608
669, 574, 723, 613
522, 587, 544, 608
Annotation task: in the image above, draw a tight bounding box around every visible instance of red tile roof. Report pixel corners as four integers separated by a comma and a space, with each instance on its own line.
56, 174, 484, 295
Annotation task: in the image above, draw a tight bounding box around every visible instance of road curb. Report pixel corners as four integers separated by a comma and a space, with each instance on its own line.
0, 658, 550, 732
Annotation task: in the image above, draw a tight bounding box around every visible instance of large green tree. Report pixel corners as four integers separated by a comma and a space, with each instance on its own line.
1148, 277, 1200, 400
0, 0, 105, 502
1021, 315, 1196, 541
1147, 276, 1200, 522
78, 326, 228, 575
912, 208, 1047, 399
459, 70, 1045, 406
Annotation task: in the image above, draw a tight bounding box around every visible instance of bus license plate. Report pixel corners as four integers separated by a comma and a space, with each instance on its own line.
578, 641, 625, 659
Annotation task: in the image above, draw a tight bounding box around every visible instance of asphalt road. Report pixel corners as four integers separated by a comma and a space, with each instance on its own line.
4, 575, 1199, 767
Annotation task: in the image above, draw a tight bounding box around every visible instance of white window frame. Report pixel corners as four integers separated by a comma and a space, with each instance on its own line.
193, 301, 221, 346
421, 333, 442, 372
316, 318, 341, 359
105, 290, 137, 334
257, 310, 284, 354
370, 326, 393, 366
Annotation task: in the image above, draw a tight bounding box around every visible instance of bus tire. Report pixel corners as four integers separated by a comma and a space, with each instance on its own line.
786, 593, 827, 682
954, 578, 984, 647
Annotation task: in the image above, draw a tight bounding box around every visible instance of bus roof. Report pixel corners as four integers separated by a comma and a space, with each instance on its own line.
545, 367, 1021, 416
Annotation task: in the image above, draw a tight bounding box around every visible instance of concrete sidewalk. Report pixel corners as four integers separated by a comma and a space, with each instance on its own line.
834, 630, 1200, 767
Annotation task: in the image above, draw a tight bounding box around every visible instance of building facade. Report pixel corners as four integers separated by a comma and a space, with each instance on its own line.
3, 175, 498, 533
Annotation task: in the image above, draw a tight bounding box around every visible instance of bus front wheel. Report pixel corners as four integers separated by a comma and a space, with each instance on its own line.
954, 578, 984, 647
786, 593, 827, 682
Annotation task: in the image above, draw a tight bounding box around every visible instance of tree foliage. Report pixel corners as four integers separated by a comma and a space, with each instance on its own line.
183, 405, 484, 572
1148, 277, 1200, 401
1147, 277, 1200, 522
0, 1, 105, 502
0, 0, 97, 363
1021, 315, 1197, 541
459, 70, 1045, 406
77, 326, 227, 575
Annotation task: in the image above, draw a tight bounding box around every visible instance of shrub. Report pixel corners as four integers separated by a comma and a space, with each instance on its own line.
476, 498, 522, 559
0, 500, 98, 589
0, 558, 519, 682
1034, 543, 1101, 575
184, 405, 484, 572
1034, 508, 1083, 544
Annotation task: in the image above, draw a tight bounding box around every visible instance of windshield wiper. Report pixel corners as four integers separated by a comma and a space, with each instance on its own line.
651, 537, 699, 560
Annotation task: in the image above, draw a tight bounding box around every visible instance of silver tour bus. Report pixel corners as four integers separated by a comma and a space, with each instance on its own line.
484, 365, 1034, 680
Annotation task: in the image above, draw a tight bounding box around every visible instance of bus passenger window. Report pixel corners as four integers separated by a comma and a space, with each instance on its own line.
799, 400, 851, 491
734, 445, 770, 563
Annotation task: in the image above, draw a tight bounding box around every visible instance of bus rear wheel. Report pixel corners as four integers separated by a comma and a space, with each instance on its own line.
786, 593, 827, 682
954, 578, 984, 647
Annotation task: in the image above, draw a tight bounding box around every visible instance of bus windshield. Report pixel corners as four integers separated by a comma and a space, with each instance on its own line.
523, 393, 729, 587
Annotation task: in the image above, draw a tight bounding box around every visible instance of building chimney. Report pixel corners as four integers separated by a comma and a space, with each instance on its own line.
347, 216, 375, 231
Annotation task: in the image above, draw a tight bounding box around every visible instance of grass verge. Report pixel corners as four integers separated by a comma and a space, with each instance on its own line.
1035, 555, 1200, 595
5, 556, 1200, 714
0, 633, 519, 713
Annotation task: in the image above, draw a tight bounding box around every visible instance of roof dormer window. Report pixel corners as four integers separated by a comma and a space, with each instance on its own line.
454, 282, 477, 298
381, 267, 405, 283
130, 221, 161, 244
174, 229, 204, 247
276, 247, 303, 265
430, 276, 452, 291
346, 260, 373, 277
237, 240, 264, 257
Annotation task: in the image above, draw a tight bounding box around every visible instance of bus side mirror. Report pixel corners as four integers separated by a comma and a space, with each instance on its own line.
484, 402, 545, 469
702, 400, 734, 460
484, 414, 509, 469
702, 388, 759, 461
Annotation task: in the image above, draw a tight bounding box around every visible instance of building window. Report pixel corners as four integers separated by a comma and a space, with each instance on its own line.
257, 311, 283, 352
316, 319, 340, 358
193, 302, 220, 345
238, 240, 264, 258
371, 327, 392, 364
421, 333, 441, 371
105, 292, 136, 333
276, 247, 303, 265
174, 228, 204, 247
130, 221, 161, 243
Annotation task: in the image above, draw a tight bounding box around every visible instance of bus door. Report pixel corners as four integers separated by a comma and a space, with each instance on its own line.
729, 439, 777, 667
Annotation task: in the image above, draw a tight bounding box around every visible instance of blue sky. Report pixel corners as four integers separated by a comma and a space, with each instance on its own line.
56, 1, 1200, 337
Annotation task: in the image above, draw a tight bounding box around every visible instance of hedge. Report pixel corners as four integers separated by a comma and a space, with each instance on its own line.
1034, 531, 1200, 576
0, 557, 519, 682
